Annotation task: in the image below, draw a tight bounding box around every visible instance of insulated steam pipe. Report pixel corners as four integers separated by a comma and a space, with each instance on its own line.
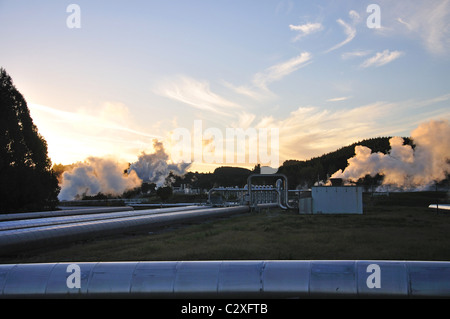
0, 206, 135, 222
0, 260, 449, 298
0, 206, 209, 231
0, 206, 250, 254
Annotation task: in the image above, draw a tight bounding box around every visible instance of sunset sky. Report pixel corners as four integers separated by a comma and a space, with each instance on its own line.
1, 0, 449, 172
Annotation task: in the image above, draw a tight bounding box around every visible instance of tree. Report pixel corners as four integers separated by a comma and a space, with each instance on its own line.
156, 186, 173, 202
0, 68, 60, 212
141, 182, 156, 194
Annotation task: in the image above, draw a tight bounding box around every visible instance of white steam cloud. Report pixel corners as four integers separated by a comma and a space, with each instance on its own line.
331, 119, 450, 190
58, 158, 142, 201
128, 141, 191, 186
58, 140, 191, 201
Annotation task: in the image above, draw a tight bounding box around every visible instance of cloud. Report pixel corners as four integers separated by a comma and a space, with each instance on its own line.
349, 10, 361, 22
231, 111, 256, 129
326, 96, 352, 102
325, 15, 359, 53
341, 50, 372, 60
154, 75, 240, 116
379, 0, 450, 55
28, 103, 162, 164
223, 52, 313, 101
275, 0, 294, 15
245, 94, 450, 164
221, 81, 267, 101
29, 103, 160, 140
407, 0, 450, 55
289, 23, 323, 41
252, 52, 312, 90
396, 17, 412, 30
360, 50, 404, 68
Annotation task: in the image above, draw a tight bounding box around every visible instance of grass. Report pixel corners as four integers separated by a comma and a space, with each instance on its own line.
1, 193, 449, 264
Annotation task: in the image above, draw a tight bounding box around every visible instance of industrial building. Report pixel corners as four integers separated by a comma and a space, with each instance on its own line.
299, 179, 364, 214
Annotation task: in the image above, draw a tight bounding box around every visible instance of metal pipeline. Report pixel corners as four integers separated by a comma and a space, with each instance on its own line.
208, 188, 246, 206
0, 206, 250, 254
247, 174, 295, 210
0, 206, 209, 231
0, 260, 449, 298
0, 206, 135, 222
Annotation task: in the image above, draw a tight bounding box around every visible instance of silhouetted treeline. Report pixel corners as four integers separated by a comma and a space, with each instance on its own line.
171, 166, 257, 189
0, 68, 60, 213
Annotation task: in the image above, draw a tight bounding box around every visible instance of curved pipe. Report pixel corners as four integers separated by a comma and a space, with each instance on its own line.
0, 260, 449, 298
247, 174, 295, 210
0, 206, 250, 254
275, 189, 287, 210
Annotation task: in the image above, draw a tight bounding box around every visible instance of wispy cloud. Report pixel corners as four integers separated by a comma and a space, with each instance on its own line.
154, 75, 240, 116
341, 50, 372, 60
379, 0, 450, 55
222, 81, 267, 101
326, 96, 352, 102
408, 0, 450, 55
396, 17, 412, 30
248, 94, 450, 162
289, 23, 323, 41
252, 52, 312, 90
348, 10, 361, 22
325, 11, 358, 53
360, 50, 404, 68
29, 103, 160, 140
28, 103, 162, 164
225, 52, 313, 100
275, 0, 294, 15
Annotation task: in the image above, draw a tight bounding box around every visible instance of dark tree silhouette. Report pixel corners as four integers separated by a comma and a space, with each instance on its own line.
0, 68, 60, 212
156, 186, 173, 202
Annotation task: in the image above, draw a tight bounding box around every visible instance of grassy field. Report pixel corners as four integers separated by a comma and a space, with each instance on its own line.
0, 192, 449, 264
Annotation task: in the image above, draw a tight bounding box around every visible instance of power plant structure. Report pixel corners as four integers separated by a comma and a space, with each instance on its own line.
0, 174, 449, 298
299, 178, 364, 215
0, 174, 293, 255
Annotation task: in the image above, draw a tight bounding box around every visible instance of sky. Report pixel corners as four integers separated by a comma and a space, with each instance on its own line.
1, 0, 449, 173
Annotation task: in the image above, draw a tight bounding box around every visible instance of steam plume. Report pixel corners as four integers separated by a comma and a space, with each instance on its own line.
128, 141, 191, 186
331, 119, 450, 190
58, 140, 191, 200
58, 157, 142, 201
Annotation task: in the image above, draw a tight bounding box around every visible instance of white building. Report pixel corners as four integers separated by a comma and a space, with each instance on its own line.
299, 186, 364, 214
